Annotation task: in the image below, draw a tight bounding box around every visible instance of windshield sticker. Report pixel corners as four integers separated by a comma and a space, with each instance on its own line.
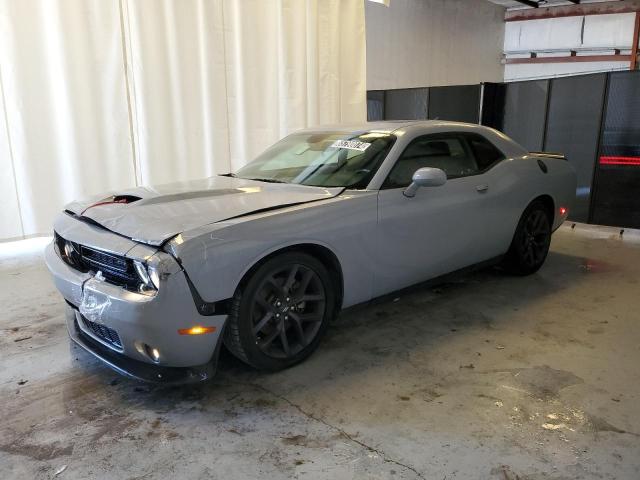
330, 140, 371, 152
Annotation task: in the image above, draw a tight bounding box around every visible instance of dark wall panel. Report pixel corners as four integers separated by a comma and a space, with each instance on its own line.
591, 71, 640, 229
367, 70, 640, 228
544, 74, 606, 223
502, 80, 548, 152
428, 85, 480, 123
481, 83, 507, 131
383, 88, 428, 120
367, 90, 385, 121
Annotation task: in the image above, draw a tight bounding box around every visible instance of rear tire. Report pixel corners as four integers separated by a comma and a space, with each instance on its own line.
223, 252, 336, 370
502, 201, 552, 276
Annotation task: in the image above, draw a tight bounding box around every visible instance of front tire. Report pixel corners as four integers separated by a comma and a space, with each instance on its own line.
223, 252, 336, 370
502, 201, 552, 276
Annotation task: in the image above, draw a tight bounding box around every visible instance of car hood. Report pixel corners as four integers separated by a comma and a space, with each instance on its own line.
65, 176, 343, 246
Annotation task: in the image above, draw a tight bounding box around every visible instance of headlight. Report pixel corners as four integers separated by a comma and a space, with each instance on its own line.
148, 265, 160, 290
54, 232, 83, 270
63, 241, 75, 259
132, 252, 179, 296
134, 260, 158, 295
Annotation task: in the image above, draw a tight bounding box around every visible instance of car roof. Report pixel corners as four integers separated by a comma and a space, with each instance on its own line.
296, 120, 421, 134
296, 120, 492, 135
293, 120, 529, 159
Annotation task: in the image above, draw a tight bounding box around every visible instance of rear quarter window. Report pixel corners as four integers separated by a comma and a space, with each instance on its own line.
465, 134, 505, 171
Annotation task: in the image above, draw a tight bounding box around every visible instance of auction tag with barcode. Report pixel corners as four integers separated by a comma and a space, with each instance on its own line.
330, 140, 371, 152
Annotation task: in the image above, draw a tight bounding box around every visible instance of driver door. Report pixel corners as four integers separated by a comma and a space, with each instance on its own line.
373, 133, 492, 296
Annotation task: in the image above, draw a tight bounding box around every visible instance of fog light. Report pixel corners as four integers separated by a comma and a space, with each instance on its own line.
178, 326, 216, 335
560, 207, 567, 216
144, 344, 161, 363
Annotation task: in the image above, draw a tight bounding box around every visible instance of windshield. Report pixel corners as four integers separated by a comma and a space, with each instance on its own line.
234, 132, 396, 188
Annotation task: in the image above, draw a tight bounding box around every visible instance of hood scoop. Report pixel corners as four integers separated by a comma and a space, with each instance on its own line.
80, 195, 142, 215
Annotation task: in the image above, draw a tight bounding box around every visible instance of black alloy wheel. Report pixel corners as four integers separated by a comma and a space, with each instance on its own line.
223, 252, 336, 370
502, 201, 552, 275
519, 208, 551, 270
251, 263, 326, 359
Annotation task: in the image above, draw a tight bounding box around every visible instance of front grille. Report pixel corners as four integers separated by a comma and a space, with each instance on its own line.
80, 246, 129, 272
81, 316, 123, 350
78, 245, 141, 290
55, 232, 141, 291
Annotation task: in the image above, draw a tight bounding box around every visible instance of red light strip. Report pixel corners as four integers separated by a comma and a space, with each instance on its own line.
599, 156, 640, 166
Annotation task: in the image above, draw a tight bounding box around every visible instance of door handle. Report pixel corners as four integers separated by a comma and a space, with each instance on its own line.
476, 184, 489, 193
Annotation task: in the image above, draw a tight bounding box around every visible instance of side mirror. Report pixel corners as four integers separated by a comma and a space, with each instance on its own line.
403, 167, 447, 197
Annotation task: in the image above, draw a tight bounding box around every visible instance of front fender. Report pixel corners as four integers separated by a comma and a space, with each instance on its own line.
167, 192, 378, 309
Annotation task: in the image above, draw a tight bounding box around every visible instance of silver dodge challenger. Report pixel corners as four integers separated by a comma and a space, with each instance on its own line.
45, 121, 577, 383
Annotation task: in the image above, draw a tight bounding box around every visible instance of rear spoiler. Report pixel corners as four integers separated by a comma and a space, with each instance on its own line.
529, 152, 567, 161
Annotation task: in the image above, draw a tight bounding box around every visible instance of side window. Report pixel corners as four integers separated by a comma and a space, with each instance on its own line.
383, 135, 479, 188
466, 134, 505, 171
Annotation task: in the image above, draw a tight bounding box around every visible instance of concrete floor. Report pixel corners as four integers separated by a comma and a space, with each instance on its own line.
1, 224, 639, 480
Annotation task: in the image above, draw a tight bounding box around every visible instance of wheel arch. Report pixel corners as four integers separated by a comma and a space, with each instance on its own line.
235, 242, 344, 313
531, 194, 555, 225
506, 194, 556, 249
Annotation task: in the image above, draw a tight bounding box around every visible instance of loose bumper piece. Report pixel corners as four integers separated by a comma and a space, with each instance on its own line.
66, 306, 215, 384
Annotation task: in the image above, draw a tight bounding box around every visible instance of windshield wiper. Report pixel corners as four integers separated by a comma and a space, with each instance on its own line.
248, 177, 288, 184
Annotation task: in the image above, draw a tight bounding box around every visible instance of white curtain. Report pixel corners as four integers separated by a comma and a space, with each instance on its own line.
0, 0, 366, 240
0, 0, 136, 239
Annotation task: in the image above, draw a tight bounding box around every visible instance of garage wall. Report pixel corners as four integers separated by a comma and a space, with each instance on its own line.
592, 71, 640, 229
504, 12, 637, 81
365, 0, 505, 90
544, 74, 608, 223
367, 69, 640, 228
0, 0, 367, 240
501, 80, 549, 152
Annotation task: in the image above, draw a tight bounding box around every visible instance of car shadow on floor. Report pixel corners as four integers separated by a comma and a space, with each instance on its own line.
55, 249, 618, 414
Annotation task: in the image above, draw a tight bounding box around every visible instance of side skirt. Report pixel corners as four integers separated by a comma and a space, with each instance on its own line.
338, 255, 505, 317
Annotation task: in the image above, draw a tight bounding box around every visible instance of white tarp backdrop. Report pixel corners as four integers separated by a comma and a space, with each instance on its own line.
0, 0, 367, 240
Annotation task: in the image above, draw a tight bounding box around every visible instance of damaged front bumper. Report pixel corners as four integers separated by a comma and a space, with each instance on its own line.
65, 305, 216, 383
44, 214, 228, 383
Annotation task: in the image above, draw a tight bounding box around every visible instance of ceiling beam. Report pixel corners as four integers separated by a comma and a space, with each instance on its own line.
505, 54, 631, 64
513, 0, 540, 7
506, 0, 640, 22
